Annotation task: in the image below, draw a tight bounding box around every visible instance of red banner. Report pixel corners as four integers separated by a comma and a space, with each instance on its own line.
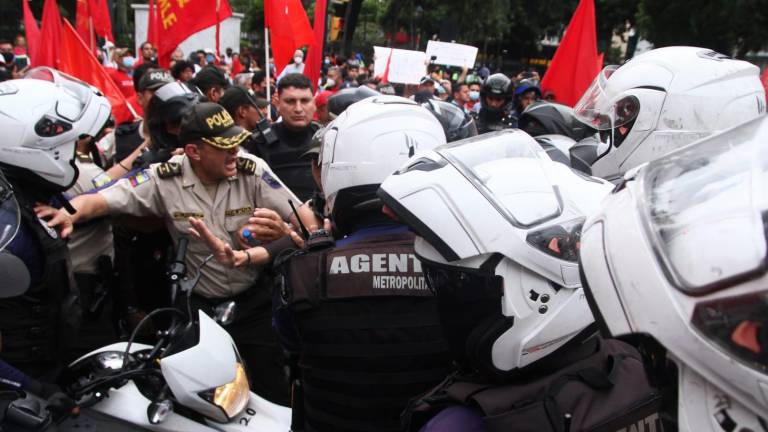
265, 0, 315, 76
155, 0, 233, 67
540, 0, 600, 107
22, 0, 41, 62
59, 19, 137, 124
303, 0, 327, 91
35, 0, 63, 68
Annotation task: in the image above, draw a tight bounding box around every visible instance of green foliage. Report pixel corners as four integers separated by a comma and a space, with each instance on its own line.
637, 0, 768, 58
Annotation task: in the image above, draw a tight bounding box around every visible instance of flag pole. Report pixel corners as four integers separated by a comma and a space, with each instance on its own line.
215, 0, 221, 62
264, 25, 272, 121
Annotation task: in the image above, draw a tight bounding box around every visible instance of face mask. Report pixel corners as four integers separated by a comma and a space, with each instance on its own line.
469, 90, 480, 101
122, 56, 135, 68
324, 79, 335, 89
294, 56, 303, 65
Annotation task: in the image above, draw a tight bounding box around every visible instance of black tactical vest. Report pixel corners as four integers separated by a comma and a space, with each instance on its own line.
404, 337, 664, 432
114, 121, 144, 162
247, 122, 320, 202
0, 187, 79, 377
281, 231, 452, 432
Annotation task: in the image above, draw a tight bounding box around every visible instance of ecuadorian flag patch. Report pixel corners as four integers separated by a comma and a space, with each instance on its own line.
261, 171, 282, 189
129, 169, 151, 188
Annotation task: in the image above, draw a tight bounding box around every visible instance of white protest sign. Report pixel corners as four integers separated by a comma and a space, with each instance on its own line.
373, 46, 427, 84
426, 41, 478, 68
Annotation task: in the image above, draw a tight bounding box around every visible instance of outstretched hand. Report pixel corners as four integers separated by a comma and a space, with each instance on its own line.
34, 204, 74, 238
188, 217, 248, 268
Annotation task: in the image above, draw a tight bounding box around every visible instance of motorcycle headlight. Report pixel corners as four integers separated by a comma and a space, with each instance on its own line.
692, 290, 768, 375
526, 217, 584, 262
198, 362, 250, 420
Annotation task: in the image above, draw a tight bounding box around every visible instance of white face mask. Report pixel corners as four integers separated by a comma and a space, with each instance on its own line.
294, 56, 303, 65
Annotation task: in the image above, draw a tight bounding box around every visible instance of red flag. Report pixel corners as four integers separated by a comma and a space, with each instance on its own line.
540, 0, 600, 107
36, 0, 63, 68
154, 0, 232, 67
761, 67, 768, 100
230, 56, 243, 76
59, 19, 137, 124
88, 0, 114, 42
304, 0, 327, 91
379, 48, 393, 84
75, 0, 92, 46
146, 0, 158, 46
597, 52, 604, 70
265, 0, 315, 76
22, 0, 41, 62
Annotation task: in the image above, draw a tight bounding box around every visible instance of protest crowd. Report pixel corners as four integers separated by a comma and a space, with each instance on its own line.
1, 0, 768, 430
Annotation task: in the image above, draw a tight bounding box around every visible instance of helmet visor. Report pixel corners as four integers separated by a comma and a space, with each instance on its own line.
0, 173, 20, 251
639, 116, 768, 294
25, 67, 94, 122
573, 65, 640, 131
438, 131, 562, 228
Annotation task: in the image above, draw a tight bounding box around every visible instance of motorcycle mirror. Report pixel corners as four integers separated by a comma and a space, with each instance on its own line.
147, 399, 172, 424
213, 301, 237, 326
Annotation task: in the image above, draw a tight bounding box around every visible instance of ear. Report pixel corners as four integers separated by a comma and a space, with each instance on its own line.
236, 105, 249, 120
185, 143, 202, 161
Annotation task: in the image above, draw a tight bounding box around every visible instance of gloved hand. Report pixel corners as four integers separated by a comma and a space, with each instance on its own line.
26, 379, 79, 421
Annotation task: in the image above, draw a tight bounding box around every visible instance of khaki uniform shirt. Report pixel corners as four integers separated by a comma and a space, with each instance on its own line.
100, 152, 299, 298
67, 154, 114, 274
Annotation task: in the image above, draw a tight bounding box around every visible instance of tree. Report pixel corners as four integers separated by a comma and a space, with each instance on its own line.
637, 0, 768, 58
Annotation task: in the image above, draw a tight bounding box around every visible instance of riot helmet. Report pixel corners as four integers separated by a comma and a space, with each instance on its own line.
420, 98, 478, 142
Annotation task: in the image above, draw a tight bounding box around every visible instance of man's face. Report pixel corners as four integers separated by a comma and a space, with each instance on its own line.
241, 105, 261, 131
469, 84, 481, 94
455, 85, 470, 103
251, 79, 265, 94
485, 94, 506, 109
327, 68, 340, 83
206, 86, 225, 103
141, 44, 154, 60
137, 89, 157, 111
518, 90, 539, 111
196, 143, 240, 180
278, 87, 315, 129
180, 68, 194, 82
0, 43, 12, 54
347, 67, 359, 80
316, 104, 330, 125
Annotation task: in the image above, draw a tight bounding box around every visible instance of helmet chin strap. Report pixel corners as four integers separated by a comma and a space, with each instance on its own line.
58, 192, 77, 215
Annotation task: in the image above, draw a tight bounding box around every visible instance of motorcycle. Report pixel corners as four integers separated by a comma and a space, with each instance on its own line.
2, 237, 291, 431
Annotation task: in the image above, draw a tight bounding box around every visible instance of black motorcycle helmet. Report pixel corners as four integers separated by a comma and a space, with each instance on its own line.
146, 82, 202, 151
327, 85, 380, 118
421, 99, 478, 142
480, 73, 513, 113
519, 101, 596, 141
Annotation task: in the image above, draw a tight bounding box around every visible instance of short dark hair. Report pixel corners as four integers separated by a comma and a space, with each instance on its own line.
277, 73, 312, 94
133, 62, 159, 91
140, 41, 152, 50
453, 82, 468, 95
252, 70, 267, 86
170, 60, 194, 80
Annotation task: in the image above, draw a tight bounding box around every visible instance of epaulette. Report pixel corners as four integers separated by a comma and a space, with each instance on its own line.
157, 162, 182, 179
76, 152, 92, 163
236, 157, 257, 175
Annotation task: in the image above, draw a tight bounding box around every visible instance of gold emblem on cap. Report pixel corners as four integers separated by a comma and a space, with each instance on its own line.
206, 110, 235, 130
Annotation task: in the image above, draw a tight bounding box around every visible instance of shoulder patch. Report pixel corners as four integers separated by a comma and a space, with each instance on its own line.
157, 162, 182, 179
91, 172, 112, 189
261, 171, 283, 189
236, 157, 258, 175
128, 169, 152, 187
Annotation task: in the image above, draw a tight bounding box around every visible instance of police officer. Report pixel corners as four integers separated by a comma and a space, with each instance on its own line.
0, 74, 111, 379
39, 102, 301, 406
244, 73, 321, 202
0, 172, 78, 426
273, 96, 453, 432
475, 73, 516, 133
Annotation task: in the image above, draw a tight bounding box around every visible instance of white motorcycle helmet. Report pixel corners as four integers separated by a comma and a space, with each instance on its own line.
378, 130, 613, 377
579, 115, 768, 429
573, 46, 766, 183
320, 95, 446, 232
0, 68, 111, 191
